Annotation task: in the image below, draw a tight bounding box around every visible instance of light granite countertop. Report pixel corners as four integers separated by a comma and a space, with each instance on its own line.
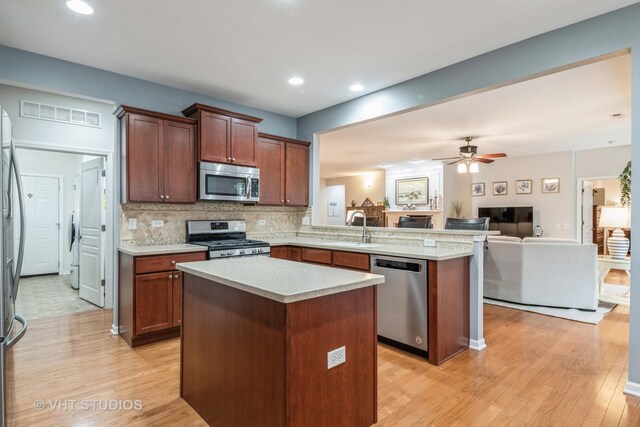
264, 237, 474, 261
119, 244, 207, 256
176, 257, 385, 303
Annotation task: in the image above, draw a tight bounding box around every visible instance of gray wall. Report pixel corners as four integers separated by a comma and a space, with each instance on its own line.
0, 45, 297, 138
297, 3, 640, 389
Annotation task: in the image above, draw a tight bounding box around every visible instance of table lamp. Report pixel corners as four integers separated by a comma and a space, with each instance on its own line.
599, 206, 631, 260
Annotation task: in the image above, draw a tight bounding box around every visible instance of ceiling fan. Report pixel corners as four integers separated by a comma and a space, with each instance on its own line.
433, 137, 506, 173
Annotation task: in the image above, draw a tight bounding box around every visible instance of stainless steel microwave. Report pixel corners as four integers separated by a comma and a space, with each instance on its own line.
199, 162, 260, 203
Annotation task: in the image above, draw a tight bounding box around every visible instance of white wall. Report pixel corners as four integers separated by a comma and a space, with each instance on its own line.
471, 151, 575, 238
443, 164, 472, 218
17, 148, 86, 274
325, 171, 386, 208
575, 145, 631, 178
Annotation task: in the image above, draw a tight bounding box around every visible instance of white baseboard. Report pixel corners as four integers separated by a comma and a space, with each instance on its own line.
59, 270, 70, 276
624, 381, 640, 397
469, 338, 487, 351
110, 324, 119, 335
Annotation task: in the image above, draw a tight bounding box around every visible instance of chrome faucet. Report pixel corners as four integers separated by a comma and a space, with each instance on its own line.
347, 210, 372, 243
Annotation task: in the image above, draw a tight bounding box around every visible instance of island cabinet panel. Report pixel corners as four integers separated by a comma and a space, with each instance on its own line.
428, 257, 470, 365
182, 103, 262, 167
288, 246, 302, 262
269, 246, 289, 260
301, 247, 332, 265
117, 105, 197, 204
118, 251, 206, 347
181, 274, 377, 427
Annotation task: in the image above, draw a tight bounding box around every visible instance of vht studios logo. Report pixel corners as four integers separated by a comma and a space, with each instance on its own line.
34, 399, 143, 412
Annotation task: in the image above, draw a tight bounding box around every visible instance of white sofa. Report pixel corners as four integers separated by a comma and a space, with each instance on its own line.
484, 236, 598, 311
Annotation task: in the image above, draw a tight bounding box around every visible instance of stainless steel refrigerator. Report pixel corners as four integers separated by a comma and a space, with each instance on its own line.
0, 106, 27, 426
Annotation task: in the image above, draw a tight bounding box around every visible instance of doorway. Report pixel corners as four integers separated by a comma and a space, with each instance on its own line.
14, 148, 107, 320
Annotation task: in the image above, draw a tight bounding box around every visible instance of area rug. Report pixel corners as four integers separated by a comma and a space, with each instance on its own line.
483, 298, 616, 325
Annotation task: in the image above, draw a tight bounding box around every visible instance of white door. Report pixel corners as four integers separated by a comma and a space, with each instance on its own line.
19, 175, 60, 276
79, 158, 105, 307
582, 180, 594, 244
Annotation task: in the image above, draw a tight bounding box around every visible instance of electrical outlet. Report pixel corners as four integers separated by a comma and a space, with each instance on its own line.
151, 220, 164, 228
257, 219, 266, 226
327, 346, 346, 369
302, 216, 310, 226
128, 218, 137, 230
423, 238, 436, 247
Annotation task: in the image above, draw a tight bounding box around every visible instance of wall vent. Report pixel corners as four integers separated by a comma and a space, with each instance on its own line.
20, 100, 102, 128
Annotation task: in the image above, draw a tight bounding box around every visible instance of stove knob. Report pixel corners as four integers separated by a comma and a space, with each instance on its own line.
257, 248, 263, 253
239, 250, 245, 255
252, 249, 258, 254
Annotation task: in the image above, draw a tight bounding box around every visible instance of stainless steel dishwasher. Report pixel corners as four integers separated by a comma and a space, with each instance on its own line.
371, 255, 428, 356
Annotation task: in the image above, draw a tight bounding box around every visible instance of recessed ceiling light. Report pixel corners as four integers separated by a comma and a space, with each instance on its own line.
350, 83, 365, 92
378, 164, 393, 169
409, 160, 424, 165
66, 0, 94, 14
288, 77, 304, 86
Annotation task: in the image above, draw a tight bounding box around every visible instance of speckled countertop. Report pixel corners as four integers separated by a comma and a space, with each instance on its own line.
119, 244, 207, 256
264, 237, 474, 261
176, 257, 385, 303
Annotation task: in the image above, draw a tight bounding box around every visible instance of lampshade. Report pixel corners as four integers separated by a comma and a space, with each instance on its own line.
469, 162, 479, 173
598, 206, 631, 229
457, 162, 467, 173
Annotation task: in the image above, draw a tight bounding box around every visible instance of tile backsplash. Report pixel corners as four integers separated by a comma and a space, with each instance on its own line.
120, 203, 309, 245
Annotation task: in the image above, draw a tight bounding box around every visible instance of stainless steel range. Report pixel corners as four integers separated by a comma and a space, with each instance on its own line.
186, 220, 270, 259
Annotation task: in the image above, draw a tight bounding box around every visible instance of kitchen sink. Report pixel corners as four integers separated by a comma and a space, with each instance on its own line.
329, 242, 382, 248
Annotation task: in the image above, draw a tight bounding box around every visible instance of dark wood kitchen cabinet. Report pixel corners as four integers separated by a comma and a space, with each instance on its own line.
182, 103, 263, 167
116, 105, 197, 204
257, 133, 310, 206
119, 250, 207, 347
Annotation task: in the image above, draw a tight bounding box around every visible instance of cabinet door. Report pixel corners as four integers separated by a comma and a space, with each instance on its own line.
172, 271, 183, 327
135, 272, 173, 335
285, 143, 309, 206
257, 137, 285, 205
200, 112, 231, 163
127, 114, 164, 202
270, 246, 289, 260
230, 118, 258, 167
163, 120, 196, 203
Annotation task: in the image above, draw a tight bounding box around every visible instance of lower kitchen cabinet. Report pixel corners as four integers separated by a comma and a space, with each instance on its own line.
119, 251, 206, 347
270, 246, 370, 271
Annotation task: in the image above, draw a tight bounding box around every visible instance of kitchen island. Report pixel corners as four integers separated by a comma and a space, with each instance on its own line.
176, 256, 385, 427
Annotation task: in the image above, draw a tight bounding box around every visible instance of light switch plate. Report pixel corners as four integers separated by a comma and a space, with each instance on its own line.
151, 220, 164, 228
563, 224, 570, 230
257, 219, 266, 226
327, 346, 346, 369
128, 218, 137, 230
423, 238, 436, 247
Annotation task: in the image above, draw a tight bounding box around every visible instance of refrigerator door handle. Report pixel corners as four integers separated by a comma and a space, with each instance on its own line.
5, 314, 27, 350
10, 141, 25, 299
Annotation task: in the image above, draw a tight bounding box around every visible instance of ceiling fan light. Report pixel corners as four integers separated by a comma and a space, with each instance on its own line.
457, 162, 467, 173
469, 162, 479, 173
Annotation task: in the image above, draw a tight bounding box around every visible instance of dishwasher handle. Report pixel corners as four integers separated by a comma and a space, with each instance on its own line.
373, 258, 425, 273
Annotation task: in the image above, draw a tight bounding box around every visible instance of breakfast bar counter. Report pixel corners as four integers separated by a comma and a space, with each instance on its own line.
176, 257, 384, 427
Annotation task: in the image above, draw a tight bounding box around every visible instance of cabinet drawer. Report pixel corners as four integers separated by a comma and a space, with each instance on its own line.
270, 246, 289, 260
301, 247, 332, 265
332, 251, 370, 272
135, 252, 207, 274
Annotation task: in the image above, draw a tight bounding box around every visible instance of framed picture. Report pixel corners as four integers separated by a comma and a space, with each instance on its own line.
542, 177, 560, 193
492, 181, 508, 196
395, 177, 429, 205
471, 182, 485, 197
516, 179, 532, 195
361, 197, 374, 207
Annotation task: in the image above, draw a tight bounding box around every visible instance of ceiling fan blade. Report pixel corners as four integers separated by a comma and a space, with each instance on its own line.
447, 160, 460, 166
433, 157, 461, 161
475, 158, 494, 164
476, 153, 507, 159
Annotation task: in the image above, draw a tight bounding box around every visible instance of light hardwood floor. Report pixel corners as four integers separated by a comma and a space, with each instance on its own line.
6, 289, 639, 426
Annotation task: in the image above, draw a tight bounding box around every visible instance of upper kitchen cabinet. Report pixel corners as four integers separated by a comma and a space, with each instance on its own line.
182, 103, 263, 167
257, 133, 310, 206
117, 105, 197, 204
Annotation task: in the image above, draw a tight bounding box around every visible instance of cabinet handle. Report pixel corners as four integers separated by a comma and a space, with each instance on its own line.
227, 157, 232, 161
168, 274, 173, 279
160, 195, 165, 199
232, 157, 236, 162
174, 274, 179, 279
171, 260, 176, 265
287, 199, 290, 203
281, 200, 284, 203
165, 195, 170, 200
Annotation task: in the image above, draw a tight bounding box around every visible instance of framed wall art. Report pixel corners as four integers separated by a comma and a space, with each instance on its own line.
516, 179, 532, 195
471, 182, 485, 197
542, 177, 560, 193
492, 181, 508, 196
395, 177, 428, 205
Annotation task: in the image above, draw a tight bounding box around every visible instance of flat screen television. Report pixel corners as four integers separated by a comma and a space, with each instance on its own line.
478, 206, 534, 238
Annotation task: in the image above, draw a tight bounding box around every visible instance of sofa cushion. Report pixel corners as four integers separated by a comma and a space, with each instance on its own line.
522, 237, 580, 245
